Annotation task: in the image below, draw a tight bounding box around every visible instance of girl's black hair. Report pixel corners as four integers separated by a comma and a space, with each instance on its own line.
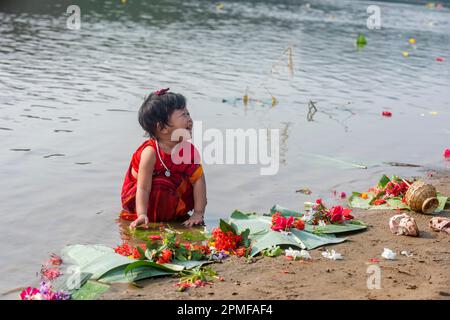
138, 92, 186, 138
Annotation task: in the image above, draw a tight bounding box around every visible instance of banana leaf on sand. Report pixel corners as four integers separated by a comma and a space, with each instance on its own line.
229, 209, 366, 257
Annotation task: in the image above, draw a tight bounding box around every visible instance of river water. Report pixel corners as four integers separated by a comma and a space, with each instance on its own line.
0, 0, 449, 297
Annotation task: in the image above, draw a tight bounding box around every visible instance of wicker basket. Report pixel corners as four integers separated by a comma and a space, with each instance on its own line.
405, 180, 439, 214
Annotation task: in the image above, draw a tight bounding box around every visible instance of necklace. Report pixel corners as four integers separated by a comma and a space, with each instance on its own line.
155, 141, 171, 177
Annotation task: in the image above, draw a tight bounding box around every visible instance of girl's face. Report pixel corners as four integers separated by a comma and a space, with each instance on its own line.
164, 106, 193, 138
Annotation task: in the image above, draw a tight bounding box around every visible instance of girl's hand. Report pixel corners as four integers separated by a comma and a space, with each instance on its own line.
130, 214, 149, 230
182, 212, 204, 227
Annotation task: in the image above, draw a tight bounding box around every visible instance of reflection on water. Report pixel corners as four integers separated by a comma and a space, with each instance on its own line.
0, 0, 449, 295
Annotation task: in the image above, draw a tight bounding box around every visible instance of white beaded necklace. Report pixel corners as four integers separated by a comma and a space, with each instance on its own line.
155, 141, 171, 177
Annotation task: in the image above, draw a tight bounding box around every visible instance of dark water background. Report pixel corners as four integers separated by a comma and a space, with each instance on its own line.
0, 0, 449, 297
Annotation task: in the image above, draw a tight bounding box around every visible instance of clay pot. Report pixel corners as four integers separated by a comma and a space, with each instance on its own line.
405, 180, 439, 214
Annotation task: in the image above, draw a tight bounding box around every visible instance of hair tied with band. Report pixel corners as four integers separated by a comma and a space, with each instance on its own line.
154, 88, 170, 96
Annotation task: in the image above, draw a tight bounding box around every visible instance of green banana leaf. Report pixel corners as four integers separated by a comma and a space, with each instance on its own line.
349, 192, 448, 213
229, 210, 346, 256
71, 281, 110, 300
270, 205, 367, 234
61, 244, 210, 284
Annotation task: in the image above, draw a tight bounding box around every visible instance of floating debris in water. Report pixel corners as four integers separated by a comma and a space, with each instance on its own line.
0, 127, 13, 131
75, 162, 92, 165
356, 34, 367, 47
306, 100, 317, 121
296, 187, 312, 195
54, 129, 73, 133
10, 148, 31, 152
271, 44, 294, 79
435, 57, 445, 62
43, 154, 65, 158
382, 111, 392, 117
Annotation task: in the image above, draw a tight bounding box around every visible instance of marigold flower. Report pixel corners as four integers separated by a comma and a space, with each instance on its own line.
157, 249, 173, 264
361, 193, 368, 199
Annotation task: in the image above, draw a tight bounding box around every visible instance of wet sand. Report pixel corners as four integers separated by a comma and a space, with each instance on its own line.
100, 170, 450, 300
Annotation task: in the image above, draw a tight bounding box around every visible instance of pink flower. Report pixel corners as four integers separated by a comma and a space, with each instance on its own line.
41, 267, 62, 281
340, 192, 347, 199
149, 235, 163, 241
436, 57, 445, 62
20, 287, 40, 300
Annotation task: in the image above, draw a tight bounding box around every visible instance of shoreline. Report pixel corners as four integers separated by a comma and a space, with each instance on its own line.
99, 168, 450, 300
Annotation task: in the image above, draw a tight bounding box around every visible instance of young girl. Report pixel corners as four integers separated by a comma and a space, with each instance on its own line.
120, 88, 207, 228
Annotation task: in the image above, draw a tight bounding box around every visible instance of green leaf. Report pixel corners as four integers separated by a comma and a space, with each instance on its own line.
239, 228, 251, 247
219, 219, 236, 234
270, 205, 303, 217
71, 281, 110, 300
124, 260, 181, 275
435, 195, 448, 213
378, 175, 391, 188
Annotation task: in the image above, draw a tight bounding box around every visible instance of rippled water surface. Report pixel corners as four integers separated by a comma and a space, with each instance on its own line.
0, 0, 449, 296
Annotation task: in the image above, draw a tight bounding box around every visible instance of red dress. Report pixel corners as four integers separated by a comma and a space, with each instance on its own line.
120, 139, 203, 222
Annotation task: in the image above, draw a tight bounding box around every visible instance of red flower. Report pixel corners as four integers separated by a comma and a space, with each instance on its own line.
48, 253, 63, 266
149, 235, 162, 241
342, 208, 354, 220
327, 206, 344, 223
316, 199, 322, 205
235, 247, 247, 257
114, 243, 134, 257
436, 57, 445, 62
157, 249, 173, 264
372, 199, 386, 205
444, 149, 450, 159
382, 111, 392, 117
211, 228, 242, 251
271, 213, 295, 231
294, 219, 305, 230
340, 192, 347, 199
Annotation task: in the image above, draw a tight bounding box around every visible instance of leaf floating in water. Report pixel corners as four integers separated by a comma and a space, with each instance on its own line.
296, 188, 312, 195
10, 148, 31, 152
0, 127, 13, 131
43, 153, 65, 158
106, 109, 134, 113
384, 162, 422, 168
75, 162, 92, 165
54, 129, 73, 133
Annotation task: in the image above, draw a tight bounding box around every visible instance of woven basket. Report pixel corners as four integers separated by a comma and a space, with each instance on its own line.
405, 180, 439, 214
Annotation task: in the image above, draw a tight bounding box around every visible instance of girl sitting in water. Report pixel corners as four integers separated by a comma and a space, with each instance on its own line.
120, 88, 207, 228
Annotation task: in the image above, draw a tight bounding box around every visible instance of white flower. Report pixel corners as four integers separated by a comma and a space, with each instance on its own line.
381, 248, 396, 260
321, 249, 343, 260
299, 250, 311, 260
285, 247, 311, 260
